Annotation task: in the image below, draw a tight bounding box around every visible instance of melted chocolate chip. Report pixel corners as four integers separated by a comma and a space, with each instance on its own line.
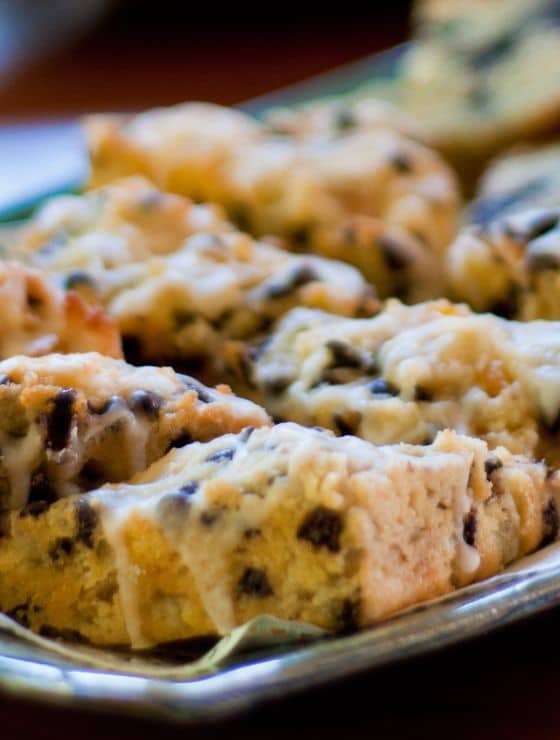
541, 499, 559, 547
413, 385, 432, 402
484, 456, 503, 480
210, 309, 234, 330
205, 448, 235, 464
297, 506, 343, 552
49, 537, 75, 561
46, 389, 77, 451
463, 510, 477, 547
264, 264, 318, 299
334, 109, 356, 131
63, 271, 96, 291
332, 411, 361, 436
178, 481, 199, 496
262, 376, 292, 396
75, 499, 98, 548
389, 152, 413, 173
28, 469, 57, 505
325, 340, 363, 369
243, 528, 261, 539
0, 374, 12, 386
239, 426, 255, 443
157, 492, 191, 521
121, 334, 143, 365
38, 625, 87, 643
173, 310, 197, 327
6, 602, 30, 628
469, 31, 517, 70
336, 598, 361, 633
471, 179, 549, 226
167, 432, 193, 451
510, 211, 560, 242
378, 236, 412, 271
200, 511, 219, 526
369, 378, 399, 397
526, 252, 560, 273
179, 376, 214, 404
128, 390, 163, 419
19, 500, 51, 518
237, 567, 273, 597
488, 285, 521, 320
289, 226, 312, 249
228, 203, 251, 231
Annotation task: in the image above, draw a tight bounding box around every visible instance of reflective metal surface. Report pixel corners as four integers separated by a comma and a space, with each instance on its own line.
0, 545, 559, 722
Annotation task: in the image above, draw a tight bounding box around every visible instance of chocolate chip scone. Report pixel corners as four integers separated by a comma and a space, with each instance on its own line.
0, 353, 269, 512
230, 299, 560, 465
14, 178, 377, 377
0, 260, 122, 359
447, 207, 560, 320
469, 141, 560, 225
347, 0, 560, 185
83, 102, 460, 298
0, 423, 555, 647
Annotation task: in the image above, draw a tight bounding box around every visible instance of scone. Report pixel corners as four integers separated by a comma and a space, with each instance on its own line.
14, 178, 377, 377
83, 102, 460, 298
0, 352, 269, 511
0, 260, 122, 359
344, 0, 560, 185
447, 207, 560, 320
228, 299, 560, 465
469, 141, 560, 225
0, 423, 555, 647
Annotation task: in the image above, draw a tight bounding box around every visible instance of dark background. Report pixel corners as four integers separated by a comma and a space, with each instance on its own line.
0, 0, 412, 117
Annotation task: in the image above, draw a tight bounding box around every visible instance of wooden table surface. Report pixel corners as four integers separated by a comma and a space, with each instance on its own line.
0, 3, 558, 737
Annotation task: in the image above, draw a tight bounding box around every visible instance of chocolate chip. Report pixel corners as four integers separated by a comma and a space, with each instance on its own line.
325, 340, 363, 369
200, 511, 219, 526
262, 376, 292, 396
128, 390, 162, 419
264, 264, 318, 299
471, 179, 549, 225
541, 499, 559, 547
526, 252, 560, 273
389, 152, 413, 173
239, 426, 255, 443
19, 500, 51, 518
378, 236, 412, 271
179, 376, 215, 404
27, 468, 57, 505
297, 506, 343, 552
289, 226, 312, 249
243, 528, 261, 539
75, 498, 98, 548
46, 389, 77, 451
228, 203, 250, 231
484, 456, 503, 480
413, 385, 432, 402
334, 109, 356, 131
332, 411, 361, 436
210, 309, 234, 330
237, 567, 273, 597
488, 284, 521, 319
510, 211, 560, 242
167, 432, 193, 451
469, 31, 517, 70
157, 492, 191, 522
63, 271, 96, 291
205, 448, 235, 464
39, 626, 88, 643
336, 598, 361, 633
49, 537, 74, 561
173, 310, 197, 327
0, 375, 12, 386
6, 602, 30, 628
369, 378, 399, 397
463, 510, 477, 547
79, 460, 105, 486
121, 334, 144, 365
178, 480, 199, 496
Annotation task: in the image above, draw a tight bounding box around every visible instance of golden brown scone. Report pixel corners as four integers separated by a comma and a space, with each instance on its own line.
228, 298, 560, 467
83, 102, 460, 299
0, 261, 122, 359
0, 424, 555, 648
0, 352, 269, 511
447, 208, 560, 320
14, 178, 377, 377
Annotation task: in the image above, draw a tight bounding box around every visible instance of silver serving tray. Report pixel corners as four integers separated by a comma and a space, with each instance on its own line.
1, 544, 560, 722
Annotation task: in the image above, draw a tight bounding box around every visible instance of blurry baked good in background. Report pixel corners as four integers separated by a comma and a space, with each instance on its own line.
84, 102, 460, 300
